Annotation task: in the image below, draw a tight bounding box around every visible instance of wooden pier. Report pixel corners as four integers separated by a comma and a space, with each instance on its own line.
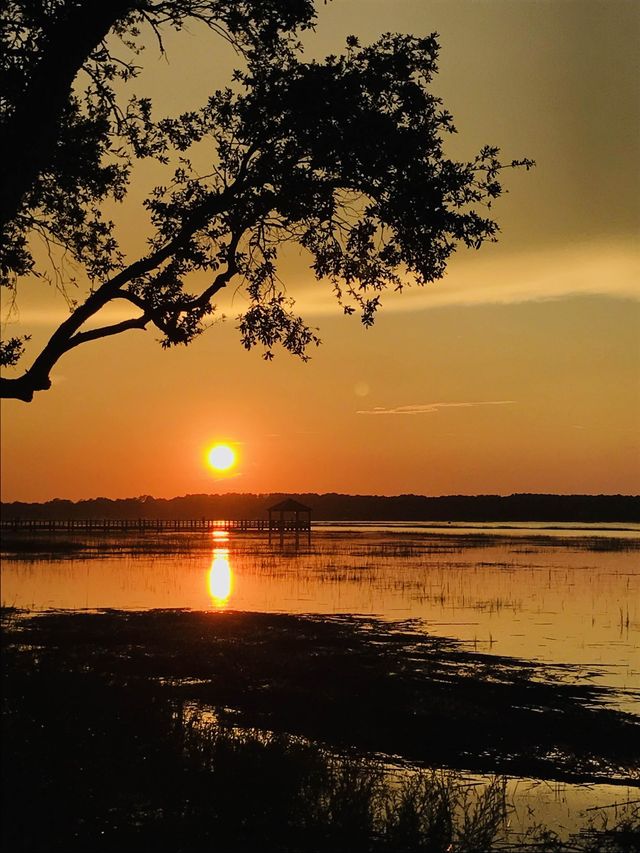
0, 518, 311, 535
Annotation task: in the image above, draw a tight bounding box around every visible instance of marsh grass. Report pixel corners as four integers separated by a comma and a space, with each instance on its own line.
4, 526, 638, 564
2, 669, 511, 853
3, 609, 638, 783
509, 803, 640, 853
2, 608, 639, 852
0, 530, 214, 559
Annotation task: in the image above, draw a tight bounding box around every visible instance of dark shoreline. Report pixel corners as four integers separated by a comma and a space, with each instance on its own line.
4, 607, 638, 785
3, 492, 639, 524
3, 608, 639, 852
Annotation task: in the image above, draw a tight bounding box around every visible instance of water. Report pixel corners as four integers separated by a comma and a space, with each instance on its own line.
3, 525, 638, 704
2, 524, 639, 838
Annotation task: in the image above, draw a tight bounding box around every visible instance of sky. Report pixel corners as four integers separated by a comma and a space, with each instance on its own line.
1, 0, 639, 502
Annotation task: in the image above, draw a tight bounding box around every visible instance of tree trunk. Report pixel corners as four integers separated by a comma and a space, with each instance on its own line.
0, 0, 137, 230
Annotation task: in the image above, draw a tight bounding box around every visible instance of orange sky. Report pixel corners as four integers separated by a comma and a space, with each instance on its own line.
1, 0, 639, 501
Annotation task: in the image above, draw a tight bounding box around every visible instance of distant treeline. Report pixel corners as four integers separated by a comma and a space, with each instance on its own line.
1, 493, 639, 523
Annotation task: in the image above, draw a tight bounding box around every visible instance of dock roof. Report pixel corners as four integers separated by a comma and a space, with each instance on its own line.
267, 498, 312, 513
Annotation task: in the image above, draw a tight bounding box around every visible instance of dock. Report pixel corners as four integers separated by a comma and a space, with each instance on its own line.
0, 518, 310, 534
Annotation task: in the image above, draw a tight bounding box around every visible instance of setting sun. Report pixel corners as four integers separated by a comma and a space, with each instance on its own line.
207, 443, 237, 472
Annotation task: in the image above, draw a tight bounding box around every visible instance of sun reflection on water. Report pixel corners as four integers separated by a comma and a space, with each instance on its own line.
208, 548, 233, 607
212, 529, 230, 542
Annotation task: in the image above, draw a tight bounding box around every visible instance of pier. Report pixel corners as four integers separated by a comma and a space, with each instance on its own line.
0, 518, 311, 535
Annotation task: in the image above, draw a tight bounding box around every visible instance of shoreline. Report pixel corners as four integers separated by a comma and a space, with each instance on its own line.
2, 606, 639, 851
4, 607, 638, 786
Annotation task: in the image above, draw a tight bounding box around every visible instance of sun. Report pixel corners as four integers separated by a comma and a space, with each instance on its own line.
207, 443, 237, 472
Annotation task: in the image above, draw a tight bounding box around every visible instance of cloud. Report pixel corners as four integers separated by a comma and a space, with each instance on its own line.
1, 304, 135, 328
294, 239, 640, 315
3, 239, 637, 330
357, 401, 515, 415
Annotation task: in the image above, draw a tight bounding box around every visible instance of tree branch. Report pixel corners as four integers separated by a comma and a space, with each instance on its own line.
0, 183, 245, 401
193, 230, 242, 307
67, 314, 151, 348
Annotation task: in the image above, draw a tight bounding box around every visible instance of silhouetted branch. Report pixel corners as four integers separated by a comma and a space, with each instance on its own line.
67, 315, 151, 348
0, 183, 245, 399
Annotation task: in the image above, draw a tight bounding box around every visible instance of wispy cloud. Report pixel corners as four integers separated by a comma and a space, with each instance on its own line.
294, 239, 640, 315
357, 401, 515, 415
4, 239, 637, 330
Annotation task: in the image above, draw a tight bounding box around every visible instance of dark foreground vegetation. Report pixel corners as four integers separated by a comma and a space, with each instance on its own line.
2, 609, 639, 852
3, 492, 639, 523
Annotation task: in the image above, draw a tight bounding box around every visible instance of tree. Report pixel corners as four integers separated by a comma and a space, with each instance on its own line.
0, 0, 532, 402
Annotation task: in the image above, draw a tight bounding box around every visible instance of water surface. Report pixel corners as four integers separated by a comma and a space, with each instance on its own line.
3, 525, 638, 706
3, 524, 639, 838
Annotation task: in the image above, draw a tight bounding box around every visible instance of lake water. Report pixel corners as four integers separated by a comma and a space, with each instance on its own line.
3, 524, 638, 705
2, 523, 639, 838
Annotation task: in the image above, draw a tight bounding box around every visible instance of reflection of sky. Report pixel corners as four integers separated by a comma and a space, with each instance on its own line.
2, 535, 638, 701
208, 548, 232, 607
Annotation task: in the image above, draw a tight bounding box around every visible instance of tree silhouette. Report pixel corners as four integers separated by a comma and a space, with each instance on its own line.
0, 1, 532, 401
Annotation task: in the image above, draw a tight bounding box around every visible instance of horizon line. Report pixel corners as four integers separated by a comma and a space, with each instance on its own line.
2, 491, 639, 505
